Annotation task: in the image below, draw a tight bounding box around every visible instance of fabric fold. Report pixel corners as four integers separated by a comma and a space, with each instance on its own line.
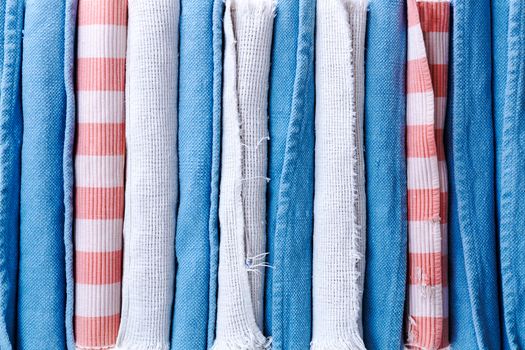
116, 1, 178, 348
213, 0, 274, 348
311, 0, 367, 348
362, 1, 407, 349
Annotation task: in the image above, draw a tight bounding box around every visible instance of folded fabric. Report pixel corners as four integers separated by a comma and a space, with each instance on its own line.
171, 0, 223, 349
495, 1, 525, 349
405, 0, 450, 348
116, 1, 178, 348
17, 0, 68, 348
0, 0, 23, 348
74, 0, 127, 347
213, 0, 274, 348
264, 0, 315, 348
312, 0, 367, 348
446, 0, 501, 348
362, 0, 407, 349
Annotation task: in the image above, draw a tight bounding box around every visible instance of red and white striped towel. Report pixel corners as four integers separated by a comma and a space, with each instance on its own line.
406, 0, 449, 348
74, 0, 127, 348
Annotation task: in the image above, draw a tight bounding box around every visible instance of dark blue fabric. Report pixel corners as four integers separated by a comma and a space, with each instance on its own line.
362, 1, 407, 349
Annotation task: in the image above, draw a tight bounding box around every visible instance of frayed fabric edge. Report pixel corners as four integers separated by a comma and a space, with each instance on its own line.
114, 344, 169, 350
227, 0, 276, 17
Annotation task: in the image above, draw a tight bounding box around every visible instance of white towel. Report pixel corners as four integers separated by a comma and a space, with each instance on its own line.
213, 0, 274, 348
116, 1, 179, 348
311, 0, 368, 349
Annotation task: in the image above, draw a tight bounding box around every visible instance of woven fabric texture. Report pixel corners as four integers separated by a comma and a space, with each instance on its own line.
116, 1, 178, 349
213, 0, 274, 348
312, 0, 367, 348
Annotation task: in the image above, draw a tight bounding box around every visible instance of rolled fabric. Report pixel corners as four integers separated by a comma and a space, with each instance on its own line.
264, 0, 315, 348
116, 1, 178, 348
495, 1, 525, 349
0, 0, 23, 348
17, 0, 68, 348
171, 0, 223, 348
362, 1, 407, 349
74, 0, 127, 348
311, 0, 367, 348
446, 0, 501, 349
213, 0, 274, 348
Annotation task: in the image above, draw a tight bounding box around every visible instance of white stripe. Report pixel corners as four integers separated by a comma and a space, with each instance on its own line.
423, 32, 449, 65
408, 221, 443, 253
441, 223, 448, 255
75, 155, 125, 188
407, 156, 441, 189
75, 283, 121, 317
408, 285, 447, 317
77, 25, 127, 58
408, 26, 427, 61
435, 97, 447, 129
407, 91, 435, 125
75, 219, 123, 252
438, 160, 448, 192
77, 91, 124, 123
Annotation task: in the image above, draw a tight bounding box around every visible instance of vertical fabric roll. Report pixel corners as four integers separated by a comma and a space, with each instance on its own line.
171, 0, 223, 348
0, 0, 23, 348
214, 0, 274, 348
362, 0, 407, 349
447, 0, 501, 348
405, 0, 449, 348
116, 1, 178, 348
312, 0, 367, 348
17, 0, 67, 348
74, 0, 127, 348
264, 0, 315, 348
495, 1, 525, 349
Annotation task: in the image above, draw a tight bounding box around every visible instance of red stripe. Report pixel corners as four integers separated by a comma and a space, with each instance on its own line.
75, 123, 125, 156
407, 124, 437, 158
75, 314, 120, 348
429, 64, 448, 97
77, 0, 128, 25
76, 58, 126, 91
75, 250, 122, 284
408, 252, 447, 287
407, 0, 420, 27
435, 128, 445, 161
440, 191, 448, 224
407, 58, 433, 93
75, 187, 124, 220
408, 188, 440, 221
417, 1, 450, 33
407, 316, 448, 349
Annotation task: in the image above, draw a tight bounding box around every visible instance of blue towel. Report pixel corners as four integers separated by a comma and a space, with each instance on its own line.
362, 1, 407, 349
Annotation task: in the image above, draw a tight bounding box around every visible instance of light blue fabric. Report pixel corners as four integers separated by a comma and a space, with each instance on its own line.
447, 1, 501, 349
361, 1, 407, 349
0, 0, 23, 348
494, 1, 525, 349
264, 1, 315, 349
17, 0, 67, 348
171, 0, 222, 348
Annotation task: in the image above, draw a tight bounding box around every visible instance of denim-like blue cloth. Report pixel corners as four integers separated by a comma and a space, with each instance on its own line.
264, 1, 315, 349
171, 1, 222, 349
0, 0, 23, 348
446, 1, 501, 349
361, 1, 407, 349
495, 1, 525, 349
17, 0, 67, 348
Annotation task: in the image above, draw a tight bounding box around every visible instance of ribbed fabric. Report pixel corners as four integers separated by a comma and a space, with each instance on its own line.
311, 0, 367, 348
213, 0, 274, 348
0, 0, 23, 348
405, 0, 449, 348
115, 1, 178, 349
74, 0, 127, 348
17, 0, 67, 348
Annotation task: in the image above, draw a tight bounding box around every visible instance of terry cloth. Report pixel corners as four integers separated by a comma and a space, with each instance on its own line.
264, 0, 315, 348
74, 0, 127, 347
311, 0, 368, 349
17, 0, 68, 348
405, 0, 449, 348
116, 1, 178, 349
171, 0, 223, 349
0, 0, 23, 348
213, 0, 274, 348
362, 0, 407, 349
